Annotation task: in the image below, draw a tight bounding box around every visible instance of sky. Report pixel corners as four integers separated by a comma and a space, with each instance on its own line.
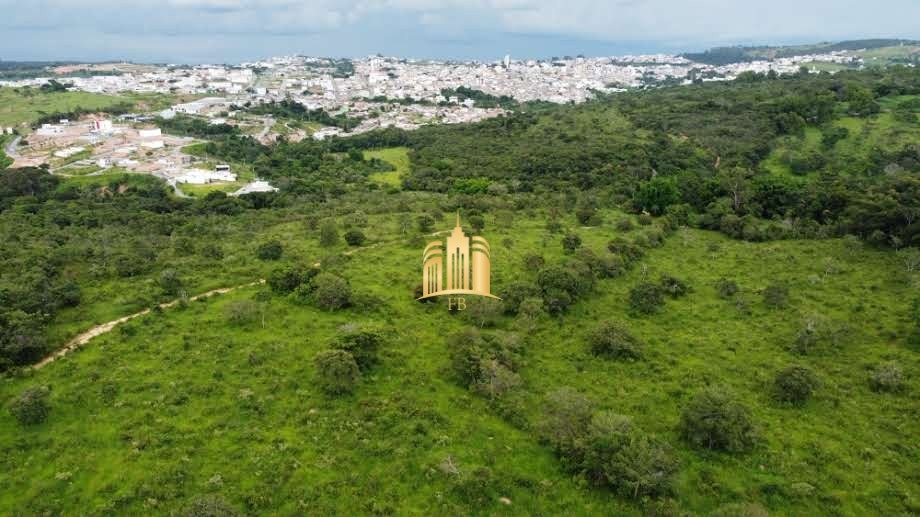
1, 0, 918, 63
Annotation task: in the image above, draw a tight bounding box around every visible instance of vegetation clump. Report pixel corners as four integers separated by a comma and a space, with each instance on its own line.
680, 387, 756, 453
772, 365, 819, 405
314, 349, 361, 395
629, 282, 665, 315
9, 387, 50, 425
588, 321, 643, 360
869, 361, 905, 393
255, 240, 283, 260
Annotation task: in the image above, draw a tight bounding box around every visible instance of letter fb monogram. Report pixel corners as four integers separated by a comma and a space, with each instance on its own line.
448, 297, 467, 311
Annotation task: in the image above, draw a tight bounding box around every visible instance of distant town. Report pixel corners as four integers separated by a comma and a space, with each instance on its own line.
0, 48, 883, 195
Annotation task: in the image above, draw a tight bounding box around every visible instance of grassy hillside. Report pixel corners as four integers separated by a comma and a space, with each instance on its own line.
0, 88, 131, 127
1, 208, 917, 515
364, 147, 409, 187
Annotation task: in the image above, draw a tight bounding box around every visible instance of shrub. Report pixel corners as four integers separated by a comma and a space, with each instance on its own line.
680, 387, 756, 452
255, 240, 283, 260
473, 358, 521, 400
446, 328, 521, 388
268, 265, 318, 294
869, 361, 905, 393
659, 274, 690, 298
312, 273, 351, 310
159, 269, 183, 296
637, 213, 654, 225
615, 218, 634, 232
562, 232, 582, 254
517, 297, 545, 320
314, 349, 360, 395
180, 494, 240, 517
773, 365, 819, 405
417, 214, 435, 233
716, 278, 739, 298
468, 214, 485, 232
629, 282, 665, 315
9, 387, 50, 425
588, 321, 643, 360
607, 237, 645, 263
331, 325, 383, 371
596, 254, 627, 278
224, 300, 261, 326
522, 253, 545, 270
200, 244, 224, 260
582, 412, 678, 498
763, 283, 789, 308
319, 220, 340, 247
343, 229, 365, 246
539, 387, 593, 454
497, 281, 541, 315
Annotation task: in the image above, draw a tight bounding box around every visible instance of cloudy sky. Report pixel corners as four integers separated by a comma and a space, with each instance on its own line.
1, 0, 918, 63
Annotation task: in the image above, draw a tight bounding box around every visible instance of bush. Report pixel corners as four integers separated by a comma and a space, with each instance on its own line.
615, 219, 634, 232
716, 278, 739, 298
773, 365, 819, 405
268, 264, 319, 294
9, 387, 50, 425
588, 321, 643, 360
314, 349, 360, 395
343, 229, 365, 246
256, 240, 283, 260
607, 237, 645, 263
629, 282, 665, 315
224, 300, 261, 326
497, 281, 542, 315
180, 494, 240, 517
582, 412, 678, 498
446, 328, 521, 388
680, 387, 756, 452
159, 269, 183, 296
562, 232, 582, 254
869, 361, 905, 393
763, 283, 789, 308
637, 213, 654, 225
200, 244, 224, 260
312, 273, 351, 310
319, 220, 340, 247
517, 297, 545, 320
331, 325, 383, 371
539, 387, 593, 454
659, 274, 690, 298
596, 254, 627, 278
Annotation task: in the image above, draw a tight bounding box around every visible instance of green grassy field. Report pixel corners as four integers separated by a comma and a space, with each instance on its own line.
1, 208, 917, 515
760, 93, 920, 178
0, 88, 129, 127
365, 147, 410, 187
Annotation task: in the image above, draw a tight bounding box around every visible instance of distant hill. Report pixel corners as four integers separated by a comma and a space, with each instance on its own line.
683, 38, 920, 65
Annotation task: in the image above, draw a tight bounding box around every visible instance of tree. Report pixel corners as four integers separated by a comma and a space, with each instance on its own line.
468, 214, 485, 232
588, 321, 643, 360
679, 387, 755, 453
312, 273, 351, 310
331, 325, 383, 371
417, 214, 435, 233
314, 349, 360, 395
319, 220, 340, 247
256, 240, 283, 260
719, 167, 752, 213
9, 387, 50, 425
634, 177, 680, 216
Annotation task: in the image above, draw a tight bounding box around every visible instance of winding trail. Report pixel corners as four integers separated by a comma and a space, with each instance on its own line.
31, 229, 452, 370
32, 280, 265, 370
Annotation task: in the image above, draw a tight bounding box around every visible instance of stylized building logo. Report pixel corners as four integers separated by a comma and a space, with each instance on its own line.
418, 213, 500, 302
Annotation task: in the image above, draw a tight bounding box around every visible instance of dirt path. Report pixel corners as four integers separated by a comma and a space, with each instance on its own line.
32, 229, 449, 369
32, 280, 265, 370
